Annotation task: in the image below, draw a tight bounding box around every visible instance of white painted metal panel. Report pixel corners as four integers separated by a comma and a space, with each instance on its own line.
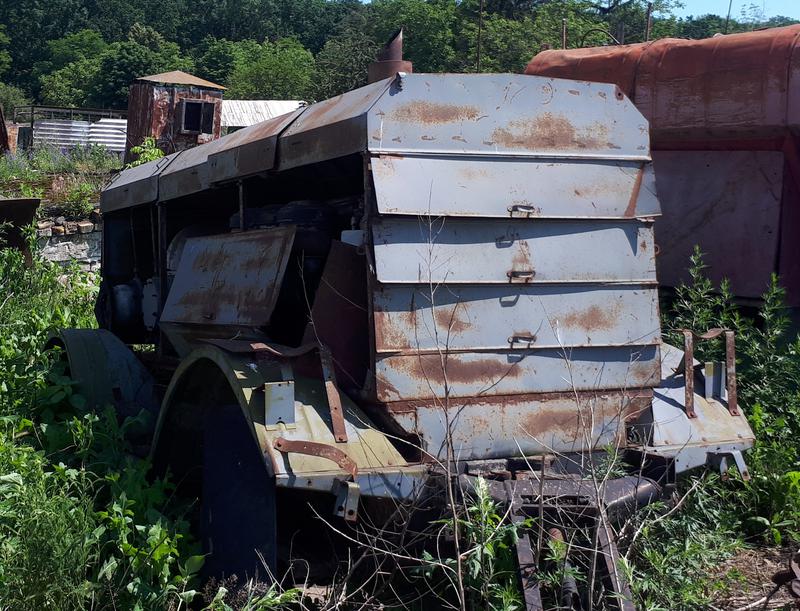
371, 156, 660, 218
367, 73, 650, 159
373, 284, 660, 352
372, 218, 657, 284
376, 345, 660, 402
33, 120, 90, 148
88, 118, 127, 152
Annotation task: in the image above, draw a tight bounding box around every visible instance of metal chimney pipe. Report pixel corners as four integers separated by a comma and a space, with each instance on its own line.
368, 29, 413, 83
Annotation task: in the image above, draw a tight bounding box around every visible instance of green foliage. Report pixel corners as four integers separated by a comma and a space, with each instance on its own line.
0, 25, 11, 78
61, 180, 96, 217
227, 38, 314, 100
193, 37, 261, 87
456, 12, 541, 72
627, 476, 744, 611
46, 29, 108, 71
1, 0, 798, 109
0, 244, 202, 609
0, 83, 29, 116
202, 583, 301, 610
634, 248, 800, 608
0, 145, 119, 210
127, 136, 164, 168
312, 26, 379, 100
369, 0, 458, 72
420, 477, 527, 610
40, 58, 101, 107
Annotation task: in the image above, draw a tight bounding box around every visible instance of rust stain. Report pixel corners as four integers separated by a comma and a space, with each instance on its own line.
511, 239, 533, 269
624, 167, 645, 217
394, 354, 522, 387
389, 101, 482, 125
521, 409, 580, 441
563, 304, 620, 332
491, 112, 609, 150
459, 166, 490, 180
434, 305, 470, 334
374, 313, 414, 351
385, 388, 653, 411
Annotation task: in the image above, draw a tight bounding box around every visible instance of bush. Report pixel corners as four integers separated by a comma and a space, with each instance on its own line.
0, 82, 29, 117
626, 247, 800, 609
0, 242, 202, 610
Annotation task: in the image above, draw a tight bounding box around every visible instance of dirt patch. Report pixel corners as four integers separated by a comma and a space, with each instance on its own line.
708, 546, 798, 610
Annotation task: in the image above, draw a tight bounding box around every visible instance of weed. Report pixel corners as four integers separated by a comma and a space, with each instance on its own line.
127, 137, 164, 168
0, 242, 201, 610
628, 247, 800, 609
419, 476, 528, 610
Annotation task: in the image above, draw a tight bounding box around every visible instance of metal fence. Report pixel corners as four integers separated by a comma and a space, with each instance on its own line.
14, 106, 128, 153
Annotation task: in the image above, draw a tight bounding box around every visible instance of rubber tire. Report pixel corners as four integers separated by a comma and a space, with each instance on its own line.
202, 402, 277, 580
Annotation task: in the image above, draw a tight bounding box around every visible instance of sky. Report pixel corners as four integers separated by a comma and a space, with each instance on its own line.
673, 0, 800, 19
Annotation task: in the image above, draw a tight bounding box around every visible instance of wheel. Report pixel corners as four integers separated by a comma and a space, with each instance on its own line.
202, 401, 277, 580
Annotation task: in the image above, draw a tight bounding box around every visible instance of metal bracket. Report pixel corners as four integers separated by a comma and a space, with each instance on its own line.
682, 328, 739, 418
264, 380, 295, 429
319, 346, 348, 443
334, 480, 361, 522
507, 269, 535, 283
273, 437, 358, 479
508, 334, 537, 348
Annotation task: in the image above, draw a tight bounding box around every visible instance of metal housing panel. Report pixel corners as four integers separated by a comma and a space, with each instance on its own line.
652, 150, 783, 298
372, 218, 656, 284
373, 284, 660, 352
207, 109, 304, 183
101, 154, 177, 213
161, 227, 295, 326
367, 73, 649, 159
159, 137, 229, 201
390, 391, 648, 460
376, 345, 660, 402
371, 156, 660, 218
278, 78, 393, 170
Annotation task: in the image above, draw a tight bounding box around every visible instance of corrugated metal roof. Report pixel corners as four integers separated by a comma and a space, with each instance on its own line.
221, 100, 304, 128
136, 70, 226, 90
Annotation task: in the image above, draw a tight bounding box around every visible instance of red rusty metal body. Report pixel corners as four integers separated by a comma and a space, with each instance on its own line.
526, 26, 800, 305
125, 72, 225, 163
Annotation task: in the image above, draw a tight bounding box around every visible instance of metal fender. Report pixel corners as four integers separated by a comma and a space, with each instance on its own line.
47, 328, 160, 423
152, 344, 415, 499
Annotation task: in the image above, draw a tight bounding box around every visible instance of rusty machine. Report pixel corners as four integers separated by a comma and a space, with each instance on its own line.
526, 25, 800, 310
52, 57, 756, 608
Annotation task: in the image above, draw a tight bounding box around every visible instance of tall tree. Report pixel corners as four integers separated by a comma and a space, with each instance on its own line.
312, 26, 379, 100
193, 37, 261, 86
368, 0, 459, 72
226, 38, 314, 100
0, 0, 89, 91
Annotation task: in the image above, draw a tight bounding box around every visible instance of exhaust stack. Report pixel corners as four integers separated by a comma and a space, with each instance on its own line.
368, 29, 413, 83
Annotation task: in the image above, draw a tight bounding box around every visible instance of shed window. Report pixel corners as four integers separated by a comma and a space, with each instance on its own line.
180, 100, 215, 134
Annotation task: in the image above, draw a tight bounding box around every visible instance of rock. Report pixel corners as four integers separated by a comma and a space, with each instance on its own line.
37, 227, 52, 237
64, 222, 78, 234
77, 221, 94, 234
37, 220, 54, 230
51, 225, 65, 236
55, 216, 66, 225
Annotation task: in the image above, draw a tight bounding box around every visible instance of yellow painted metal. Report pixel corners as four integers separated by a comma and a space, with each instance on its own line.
153, 345, 406, 479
